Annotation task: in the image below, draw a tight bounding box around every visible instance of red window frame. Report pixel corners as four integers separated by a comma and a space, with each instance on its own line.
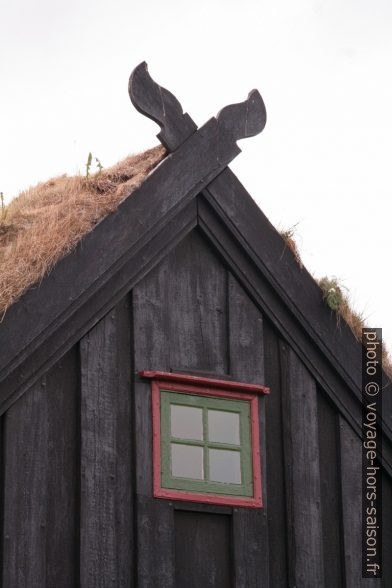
139, 371, 270, 508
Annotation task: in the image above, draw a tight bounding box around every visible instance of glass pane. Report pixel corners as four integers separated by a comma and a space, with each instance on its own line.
171, 444, 204, 479
208, 410, 240, 445
209, 449, 241, 484
171, 405, 203, 440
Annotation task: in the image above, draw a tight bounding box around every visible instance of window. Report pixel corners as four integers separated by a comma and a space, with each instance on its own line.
140, 371, 270, 507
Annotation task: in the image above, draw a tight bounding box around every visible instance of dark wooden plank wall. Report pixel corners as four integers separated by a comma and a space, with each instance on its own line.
133, 230, 269, 587
1, 227, 391, 588
2, 347, 79, 588
0, 297, 134, 588
132, 231, 392, 588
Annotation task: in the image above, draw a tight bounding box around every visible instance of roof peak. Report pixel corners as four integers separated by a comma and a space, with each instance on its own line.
129, 61, 266, 154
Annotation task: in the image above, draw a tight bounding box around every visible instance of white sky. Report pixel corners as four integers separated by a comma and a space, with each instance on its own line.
1, 0, 391, 354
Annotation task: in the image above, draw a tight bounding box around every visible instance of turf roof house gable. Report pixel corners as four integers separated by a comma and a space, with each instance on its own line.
0, 62, 390, 586
1, 63, 389, 457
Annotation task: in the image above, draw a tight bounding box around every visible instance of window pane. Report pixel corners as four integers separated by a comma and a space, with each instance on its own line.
209, 449, 241, 484
171, 405, 203, 440
208, 410, 240, 445
171, 444, 204, 479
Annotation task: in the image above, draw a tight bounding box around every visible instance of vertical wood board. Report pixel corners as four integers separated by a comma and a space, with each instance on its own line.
317, 389, 344, 586
228, 274, 269, 587
80, 297, 132, 587
280, 344, 324, 588
174, 510, 233, 588
2, 348, 78, 588
263, 320, 288, 587
339, 417, 382, 587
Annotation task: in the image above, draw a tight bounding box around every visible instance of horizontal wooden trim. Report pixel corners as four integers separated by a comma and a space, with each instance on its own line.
139, 370, 270, 395
154, 487, 262, 508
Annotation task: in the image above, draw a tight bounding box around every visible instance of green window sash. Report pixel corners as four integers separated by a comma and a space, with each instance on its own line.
160, 390, 253, 497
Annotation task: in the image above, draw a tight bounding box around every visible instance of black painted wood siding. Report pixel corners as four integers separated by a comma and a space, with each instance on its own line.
1, 228, 390, 587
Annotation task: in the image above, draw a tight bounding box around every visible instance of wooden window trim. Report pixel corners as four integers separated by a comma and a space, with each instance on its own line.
140, 371, 270, 508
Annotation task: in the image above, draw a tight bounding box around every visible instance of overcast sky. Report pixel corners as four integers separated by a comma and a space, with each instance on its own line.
1, 0, 391, 354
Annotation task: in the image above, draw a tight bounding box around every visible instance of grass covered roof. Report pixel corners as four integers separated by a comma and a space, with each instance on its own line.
0, 146, 165, 315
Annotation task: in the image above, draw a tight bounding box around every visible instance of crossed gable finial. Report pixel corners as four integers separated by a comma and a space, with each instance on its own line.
129, 61, 267, 155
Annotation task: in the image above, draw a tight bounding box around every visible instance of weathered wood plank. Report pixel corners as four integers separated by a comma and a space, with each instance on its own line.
167, 231, 228, 373
280, 343, 324, 588
228, 274, 269, 587
174, 510, 232, 588
317, 389, 344, 586
80, 297, 132, 587
339, 417, 382, 587
3, 379, 49, 587
232, 509, 266, 588
44, 349, 79, 588
228, 274, 264, 385
133, 230, 228, 374
2, 348, 78, 587
133, 269, 175, 588
263, 320, 288, 587
132, 376, 175, 587
135, 494, 176, 588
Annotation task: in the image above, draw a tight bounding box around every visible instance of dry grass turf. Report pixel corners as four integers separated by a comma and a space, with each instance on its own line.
279, 226, 391, 378
318, 277, 392, 379
0, 146, 165, 316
